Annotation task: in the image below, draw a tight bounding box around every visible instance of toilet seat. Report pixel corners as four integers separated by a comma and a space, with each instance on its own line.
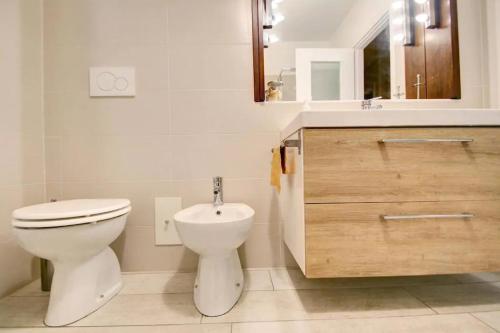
12, 199, 131, 229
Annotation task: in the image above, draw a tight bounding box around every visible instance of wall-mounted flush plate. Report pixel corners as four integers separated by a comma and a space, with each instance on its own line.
89, 67, 136, 97
154, 197, 182, 246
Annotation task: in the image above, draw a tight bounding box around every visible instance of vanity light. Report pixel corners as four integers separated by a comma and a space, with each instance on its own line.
415, 12, 429, 23
393, 33, 405, 42
414, 0, 427, 4
392, 0, 404, 10
392, 16, 404, 25
402, 0, 415, 46
272, 13, 285, 26
268, 34, 280, 44
272, 0, 283, 10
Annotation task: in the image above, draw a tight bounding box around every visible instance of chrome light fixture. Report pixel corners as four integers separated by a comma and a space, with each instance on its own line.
403, 0, 415, 46
424, 0, 440, 29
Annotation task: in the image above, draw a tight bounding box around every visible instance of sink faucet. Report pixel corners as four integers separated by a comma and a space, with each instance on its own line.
213, 177, 224, 208
361, 96, 383, 110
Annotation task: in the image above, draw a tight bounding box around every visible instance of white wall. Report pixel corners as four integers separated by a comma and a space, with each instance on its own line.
331, 0, 392, 48
0, 0, 45, 297
265, 41, 331, 75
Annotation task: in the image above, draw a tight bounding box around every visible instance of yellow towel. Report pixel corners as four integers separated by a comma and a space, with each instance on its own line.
271, 147, 281, 192
284, 148, 296, 175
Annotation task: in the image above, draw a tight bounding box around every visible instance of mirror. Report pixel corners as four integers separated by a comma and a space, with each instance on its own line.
252, 0, 495, 105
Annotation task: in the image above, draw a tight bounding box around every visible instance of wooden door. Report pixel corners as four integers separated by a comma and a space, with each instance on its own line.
405, 0, 461, 99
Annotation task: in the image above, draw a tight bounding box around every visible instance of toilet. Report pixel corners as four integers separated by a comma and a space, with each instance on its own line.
11, 199, 131, 327
174, 203, 254, 316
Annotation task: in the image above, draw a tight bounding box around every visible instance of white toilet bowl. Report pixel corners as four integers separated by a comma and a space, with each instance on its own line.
174, 203, 254, 317
11, 199, 131, 327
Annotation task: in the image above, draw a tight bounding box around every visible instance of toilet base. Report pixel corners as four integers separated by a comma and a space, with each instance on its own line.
45, 247, 122, 327
194, 249, 244, 316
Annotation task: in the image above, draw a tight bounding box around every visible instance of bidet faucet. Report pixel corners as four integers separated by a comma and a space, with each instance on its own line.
361, 96, 383, 110
213, 176, 224, 208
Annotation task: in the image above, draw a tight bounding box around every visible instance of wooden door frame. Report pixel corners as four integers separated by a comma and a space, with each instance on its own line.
252, 0, 266, 102
353, 12, 390, 100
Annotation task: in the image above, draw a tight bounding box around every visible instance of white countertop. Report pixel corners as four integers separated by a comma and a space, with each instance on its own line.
281, 109, 500, 139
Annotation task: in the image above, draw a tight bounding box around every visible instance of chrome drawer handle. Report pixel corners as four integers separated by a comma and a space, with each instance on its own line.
382, 213, 474, 221
379, 138, 474, 144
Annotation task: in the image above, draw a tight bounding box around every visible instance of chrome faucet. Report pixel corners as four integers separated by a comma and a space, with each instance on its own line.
213, 177, 224, 208
361, 96, 383, 110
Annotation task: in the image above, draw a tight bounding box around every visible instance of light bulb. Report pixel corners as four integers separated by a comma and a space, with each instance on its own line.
392, 16, 404, 25
415, 13, 429, 23
392, 1, 404, 10
268, 34, 279, 44
393, 33, 405, 42
272, 13, 285, 26
272, 0, 283, 9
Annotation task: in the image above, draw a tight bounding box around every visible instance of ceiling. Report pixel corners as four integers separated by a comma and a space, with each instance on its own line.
270, 0, 356, 42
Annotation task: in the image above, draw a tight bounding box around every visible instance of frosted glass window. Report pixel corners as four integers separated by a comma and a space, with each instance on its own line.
311, 61, 340, 101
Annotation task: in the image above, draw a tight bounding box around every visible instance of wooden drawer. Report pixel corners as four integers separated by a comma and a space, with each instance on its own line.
303, 128, 500, 204
305, 201, 500, 278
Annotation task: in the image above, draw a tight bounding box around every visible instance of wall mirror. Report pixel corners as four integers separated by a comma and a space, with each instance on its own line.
252, 0, 496, 105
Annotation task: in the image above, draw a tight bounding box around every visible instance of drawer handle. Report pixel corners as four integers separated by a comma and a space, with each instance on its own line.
379, 138, 474, 144
382, 213, 474, 221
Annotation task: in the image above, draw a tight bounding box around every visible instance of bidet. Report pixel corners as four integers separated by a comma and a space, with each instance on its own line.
174, 202, 254, 316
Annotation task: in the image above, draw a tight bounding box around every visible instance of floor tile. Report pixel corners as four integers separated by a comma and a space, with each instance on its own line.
232, 314, 495, 333
455, 272, 500, 284
74, 294, 201, 326
0, 296, 48, 327
244, 270, 273, 291
270, 269, 461, 291
202, 288, 433, 324
1, 324, 230, 332
9, 279, 48, 297
405, 283, 500, 313
473, 311, 500, 331
120, 272, 195, 295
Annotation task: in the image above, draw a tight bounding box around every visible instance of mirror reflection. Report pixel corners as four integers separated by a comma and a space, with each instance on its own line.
263, 0, 491, 104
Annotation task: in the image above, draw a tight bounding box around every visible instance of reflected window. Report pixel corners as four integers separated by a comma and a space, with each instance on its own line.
311, 61, 341, 101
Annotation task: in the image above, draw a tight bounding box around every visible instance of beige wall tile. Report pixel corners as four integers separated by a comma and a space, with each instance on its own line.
170, 134, 279, 180
168, 0, 251, 45
42, 0, 292, 273
239, 223, 283, 268
170, 90, 296, 135
0, 134, 45, 187
120, 272, 195, 295
45, 92, 170, 136
44, 136, 62, 183
44, 0, 168, 47
112, 226, 198, 272
44, 45, 169, 94
0, 0, 43, 297
168, 45, 253, 90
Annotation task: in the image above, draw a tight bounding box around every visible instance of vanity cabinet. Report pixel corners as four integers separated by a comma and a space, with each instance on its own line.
282, 127, 500, 278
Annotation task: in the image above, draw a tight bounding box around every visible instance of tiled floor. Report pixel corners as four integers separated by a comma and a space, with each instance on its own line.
2, 269, 500, 332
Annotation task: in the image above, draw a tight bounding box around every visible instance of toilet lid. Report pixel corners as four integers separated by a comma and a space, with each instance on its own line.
12, 199, 131, 228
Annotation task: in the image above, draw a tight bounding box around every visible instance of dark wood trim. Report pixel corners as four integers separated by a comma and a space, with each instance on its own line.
252, 0, 265, 102
449, 0, 461, 99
